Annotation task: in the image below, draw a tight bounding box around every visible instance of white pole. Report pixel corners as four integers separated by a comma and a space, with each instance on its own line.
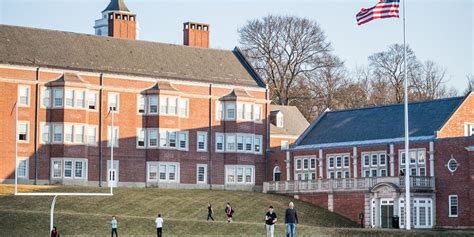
403, 0, 411, 230
110, 108, 114, 194
50, 195, 58, 234
15, 102, 18, 195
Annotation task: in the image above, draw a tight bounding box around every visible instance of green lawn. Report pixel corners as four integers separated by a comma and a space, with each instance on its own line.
0, 185, 472, 236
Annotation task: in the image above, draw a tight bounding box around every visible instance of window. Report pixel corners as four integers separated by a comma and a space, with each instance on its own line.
254, 105, 262, 122
178, 99, 188, 117
169, 131, 177, 148
227, 167, 235, 183
41, 124, 50, 143
168, 98, 177, 115
216, 102, 224, 120
276, 112, 284, 128
65, 89, 74, 107
364, 155, 370, 167
17, 122, 28, 142
52, 160, 62, 178
87, 92, 97, 110
245, 168, 252, 182
53, 124, 63, 143
74, 161, 84, 178
148, 164, 158, 181
245, 136, 252, 151
160, 97, 168, 114
326, 154, 350, 179
17, 159, 28, 178
296, 159, 302, 170
76, 90, 85, 108
197, 165, 207, 184
237, 103, 244, 120
42, 87, 51, 107
344, 156, 350, 167
399, 149, 427, 176
237, 135, 244, 151
362, 152, 387, 177
303, 159, 309, 169
244, 104, 252, 120
159, 165, 166, 180
108, 126, 119, 147
380, 154, 386, 165
108, 92, 119, 111
137, 95, 146, 114
148, 96, 158, 114
225, 166, 254, 184
371, 154, 378, 166
160, 131, 167, 147
310, 159, 316, 169
64, 161, 73, 178
226, 102, 236, 120
64, 124, 73, 143
74, 125, 84, 143
179, 132, 188, 150
197, 132, 207, 151
449, 195, 458, 217
87, 127, 96, 145
328, 157, 334, 168
447, 158, 458, 173
169, 165, 176, 181
216, 134, 224, 151
18, 86, 30, 106
336, 157, 342, 168
226, 135, 236, 151
53, 88, 64, 107
148, 129, 158, 148
465, 123, 474, 136
281, 140, 289, 150
254, 136, 261, 153
137, 129, 146, 148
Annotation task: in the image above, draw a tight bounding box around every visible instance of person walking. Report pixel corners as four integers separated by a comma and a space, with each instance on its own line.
225, 203, 234, 223
265, 206, 278, 237
207, 203, 215, 221
285, 202, 298, 237
111, 216, 118, 237
50, 226, 59, 237
155, 213, 163, 237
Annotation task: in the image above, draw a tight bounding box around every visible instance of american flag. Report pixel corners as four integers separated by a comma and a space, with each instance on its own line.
356, 0, 400, 25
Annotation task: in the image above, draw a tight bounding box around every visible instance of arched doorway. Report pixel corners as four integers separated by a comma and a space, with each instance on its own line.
273, 166, 281, 181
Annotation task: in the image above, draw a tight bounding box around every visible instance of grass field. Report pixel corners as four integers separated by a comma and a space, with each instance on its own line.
1, 185, 473, 237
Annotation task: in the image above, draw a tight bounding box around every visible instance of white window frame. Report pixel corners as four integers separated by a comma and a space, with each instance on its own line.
41, 86, 51, 108
281, 140, 289, 150
226, 134, 236, 152
108, 92, 119, 112
107, 126, 119, 147
147, 162, 180, 183
40, 122, 50, 144
399, 148, 427, 176
254, 104, 262, 122
225, 102, 236, 120
53, 88, 64, 108
464, 122, 474, 136
86, 126, 97, 146
18, 85, 30, 107
64, 124, 73, 144
52, 158, 88, 180
178, 131, 189, 151
197, 131, 207, 152
73, 124, 85, 144
178, 98, 189, 118
137, 94, 146, 114
17, 158, 29, 179
448, 195, 458, 217
52, 160, 62, 178
137, 128, 147, 148
87, 91, 98, 111
148, 95, 158, 115
254, 135, 262, 154
216, 133, 224, 152
148, 129, 159, 148
17, 121, 30, 143
196, 164, 207, 184
225, 165, 255, 185
65, 89, 75, 108
216, 101, 224, 120
52, 123, 63, 143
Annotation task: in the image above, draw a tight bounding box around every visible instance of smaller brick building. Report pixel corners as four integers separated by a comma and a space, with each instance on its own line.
264, 93, 474, 229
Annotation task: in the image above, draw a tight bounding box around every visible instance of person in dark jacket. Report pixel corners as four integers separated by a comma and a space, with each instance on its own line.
225, 202, 234, 223
207, 203, 214, 221
50, 226, 59, 237
284, 202, 298, 237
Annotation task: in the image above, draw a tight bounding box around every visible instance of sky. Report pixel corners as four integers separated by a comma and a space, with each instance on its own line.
1, 0, 472, 92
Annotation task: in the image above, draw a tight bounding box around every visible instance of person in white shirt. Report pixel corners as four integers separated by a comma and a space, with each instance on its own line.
155, 213, 163, 237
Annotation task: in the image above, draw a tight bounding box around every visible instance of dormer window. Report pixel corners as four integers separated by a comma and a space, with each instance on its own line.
465, 123, 474, 136
276, 112, 284, 128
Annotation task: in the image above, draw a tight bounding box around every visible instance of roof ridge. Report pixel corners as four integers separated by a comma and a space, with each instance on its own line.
325, 95, 465, 114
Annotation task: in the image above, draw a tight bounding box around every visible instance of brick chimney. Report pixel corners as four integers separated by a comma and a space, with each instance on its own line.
94, 0, 138, 40
183, 22, 210, 48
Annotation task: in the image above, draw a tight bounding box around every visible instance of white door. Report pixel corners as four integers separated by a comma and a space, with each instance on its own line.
107, 160, 119, 188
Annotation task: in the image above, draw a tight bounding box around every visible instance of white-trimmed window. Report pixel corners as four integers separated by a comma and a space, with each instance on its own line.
160, 130, 168, 147
137, 95, 146, 114
108, 92, 119, 111
64, 124, 73, 143
244, 103, 253, 120
17, 121, 29, 142
87, 92, 97, 110
75, 90, 85, 108
148, 95, 158, 114
55, 158, 87, 180
399, 149, 426, 176
148, 129, 158, 148
169, 131, 177, 148
178, 132, 188, 150
178, 99, 188, 117
362, 152, 387, 177
87, 126, 97, 145
148, 162, 180, 183
168, 97, 178, 115
74, 125, 84, 144
196, 164, 207, 184
310, 158, 316, 169
216, 133, 224, 152
237, 103, 244, 120
160, 97, 168, 114
53, 124, 63, 143
449, 195, 458, 217
42, 87, 51, 107
148, 163, 158, 181
296, 159, 302, 170
53, 88, 64, 107
464, 123, 474, 136
197, 132, 207, 151
225, 165, 254, 184
137, 128, 146, 148
276, 112, 284, 128
254, 136, 262, 153
18, 85, 30, 107
41, 123, 50, 144
327, 154, 350, 179
226, 134, 236, 151
245, 135, 252, 152
237, 135, 244, 151
226, 102, 236, 120
281, 140, 289, 150
158, 130, 187, 150
254, 104, 262, 122
107, 126, 119, 147
52, 160, 62, 178
216, 102, 224, 120
17, 158, 28, 179
65, 89, 74, 107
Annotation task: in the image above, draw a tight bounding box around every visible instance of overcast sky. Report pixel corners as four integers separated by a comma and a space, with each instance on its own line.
1, 0, 472, 92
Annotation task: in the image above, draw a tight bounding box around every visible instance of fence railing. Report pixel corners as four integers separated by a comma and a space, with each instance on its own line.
263, 176, 434, 194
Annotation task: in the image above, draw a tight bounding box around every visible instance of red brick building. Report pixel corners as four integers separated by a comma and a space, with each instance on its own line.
0, 0, 270, 191
264, 93, 474, 229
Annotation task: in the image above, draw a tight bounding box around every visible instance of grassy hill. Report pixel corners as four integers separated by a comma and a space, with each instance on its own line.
0, 185, 472, 236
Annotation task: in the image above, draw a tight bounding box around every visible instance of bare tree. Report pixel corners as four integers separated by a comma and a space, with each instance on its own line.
411, 60, 457, 100
465, 74, 474, 95
239, 15, 332, 105
368, 44, 420, 103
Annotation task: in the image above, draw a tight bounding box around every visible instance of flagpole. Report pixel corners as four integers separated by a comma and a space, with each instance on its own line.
403, 0, 411, 230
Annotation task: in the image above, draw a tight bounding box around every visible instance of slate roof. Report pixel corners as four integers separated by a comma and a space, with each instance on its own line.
296, 96, 466, 147
103, 0, 131, 13
270, 105, 309, 137
0, 24, 265, 88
